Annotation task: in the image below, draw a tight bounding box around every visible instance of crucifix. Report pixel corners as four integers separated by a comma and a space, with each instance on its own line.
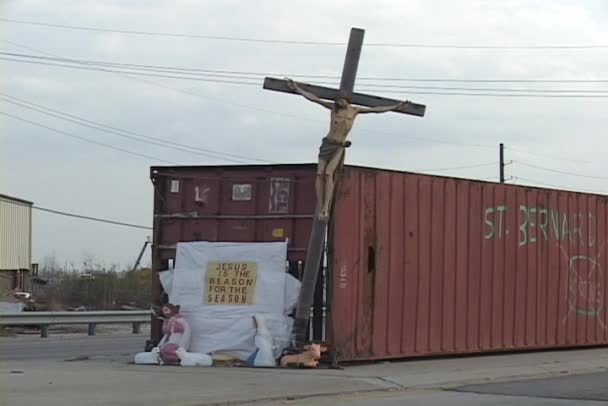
263, 27, 426, 347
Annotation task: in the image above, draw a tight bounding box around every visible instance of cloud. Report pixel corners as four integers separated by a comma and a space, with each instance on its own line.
239, 113, 258, 127
93, 32, 127, 56
9, 75, 71, 94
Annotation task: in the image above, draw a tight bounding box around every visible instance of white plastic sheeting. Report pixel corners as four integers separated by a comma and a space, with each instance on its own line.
159, 241, 300, 360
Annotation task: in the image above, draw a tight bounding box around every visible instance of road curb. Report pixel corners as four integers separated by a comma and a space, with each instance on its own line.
175, 388, 399, 406
403, 367, 608, 390
187, 365, 608, 405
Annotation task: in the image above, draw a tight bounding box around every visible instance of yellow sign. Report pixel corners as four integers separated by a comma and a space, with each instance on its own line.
204, 262, 257, 305
272, 228, 284, 238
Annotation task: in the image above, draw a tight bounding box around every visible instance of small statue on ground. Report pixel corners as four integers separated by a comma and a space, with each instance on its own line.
135, 303, 213, 366
247, 315, 276, 367
176, 347, 212, 367
280, 343, 328, 368
154, 303, 191, 365
286, 78, 405, 221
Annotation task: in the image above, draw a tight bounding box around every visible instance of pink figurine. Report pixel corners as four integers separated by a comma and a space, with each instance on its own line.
154, 303, 191, 365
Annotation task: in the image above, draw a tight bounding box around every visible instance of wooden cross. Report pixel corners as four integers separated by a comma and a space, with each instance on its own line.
263, 32, 426, 117
263, 27, 426, 347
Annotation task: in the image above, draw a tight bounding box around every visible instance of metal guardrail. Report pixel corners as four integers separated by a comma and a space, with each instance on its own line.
0, 310, 151, 338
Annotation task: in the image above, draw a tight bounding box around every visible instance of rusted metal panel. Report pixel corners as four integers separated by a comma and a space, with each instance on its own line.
150, 165, 317, 263
0, 194, 32, 271
330, 167, 608, 361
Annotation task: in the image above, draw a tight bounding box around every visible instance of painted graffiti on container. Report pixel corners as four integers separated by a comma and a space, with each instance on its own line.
484, 204, 606, 326
338, 263, 348, 289
194, 185, 210, 204
484, 205, 596, 248
559, 243, 607, 329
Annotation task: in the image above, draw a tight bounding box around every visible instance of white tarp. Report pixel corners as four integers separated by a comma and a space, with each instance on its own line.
159, 241, 300, 360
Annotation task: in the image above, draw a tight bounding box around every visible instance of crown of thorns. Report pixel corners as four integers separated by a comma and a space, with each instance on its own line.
336, 90, 351, 102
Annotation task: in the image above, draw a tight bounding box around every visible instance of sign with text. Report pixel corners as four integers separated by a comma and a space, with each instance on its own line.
268, 177, 290, 213
204, 261, 258, 305
232, 184, 252, 201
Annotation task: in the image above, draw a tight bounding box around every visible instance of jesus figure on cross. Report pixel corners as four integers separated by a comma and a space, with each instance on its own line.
286, 78, 406, 221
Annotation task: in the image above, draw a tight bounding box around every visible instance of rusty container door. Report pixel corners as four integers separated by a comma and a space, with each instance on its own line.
329, 166, 608, 361
151, 165, 317, 263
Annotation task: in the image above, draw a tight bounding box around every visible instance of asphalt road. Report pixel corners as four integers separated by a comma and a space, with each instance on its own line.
3, 335, 608, 405
279, 373, 608, 405
455, 372, 608, 403
278, 389, 608, 405
0, 334, 145, 361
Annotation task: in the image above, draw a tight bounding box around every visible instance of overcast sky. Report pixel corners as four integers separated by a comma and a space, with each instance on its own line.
1, 0, 607, 267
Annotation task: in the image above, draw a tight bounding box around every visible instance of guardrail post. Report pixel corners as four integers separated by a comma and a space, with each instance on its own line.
88, 323, 96, 336
132, 322, 141, 334
40, 325, 49, 338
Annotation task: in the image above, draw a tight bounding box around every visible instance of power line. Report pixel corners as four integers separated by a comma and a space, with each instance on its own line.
359, 84, 608, 93
0, 51, 307, 81
4, 52, 608, 90
355, 89, 608, 98
3, 41, 499, 150
0, 96, 249, 163
3, 45, 598, 169
360, 78, 608, 84
513, 176, 608, 195
0, 56, 262, 86
0, 110, 178, 164
4, 55, 608, 99
506, 146, 591, 164
412, 162, 496, 172
3, 18, 608, 49
1, 40, 328, 123
34, 206, 152, 230
517, 161, 608, 180
0, 93, 272, 164
0, 42, 584, 162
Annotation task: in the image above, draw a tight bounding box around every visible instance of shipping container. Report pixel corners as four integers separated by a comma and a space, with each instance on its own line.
0, 194, 32, 271
150, 164, 608, 361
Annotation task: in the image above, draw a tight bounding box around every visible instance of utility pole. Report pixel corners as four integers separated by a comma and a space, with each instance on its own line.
499, 143, 505, 183
131, 237, 151, 272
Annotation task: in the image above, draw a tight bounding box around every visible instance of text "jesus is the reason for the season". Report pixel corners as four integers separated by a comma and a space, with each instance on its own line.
204, 262, 258, 305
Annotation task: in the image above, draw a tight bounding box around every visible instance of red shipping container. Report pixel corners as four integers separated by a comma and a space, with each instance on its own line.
150, 164, 608, 361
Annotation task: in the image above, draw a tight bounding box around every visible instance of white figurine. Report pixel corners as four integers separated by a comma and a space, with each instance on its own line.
176, 347, 213, 367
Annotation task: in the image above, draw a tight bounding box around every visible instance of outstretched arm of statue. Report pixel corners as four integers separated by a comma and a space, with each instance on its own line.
286, 78, 333, 109
355, 101, 406, 114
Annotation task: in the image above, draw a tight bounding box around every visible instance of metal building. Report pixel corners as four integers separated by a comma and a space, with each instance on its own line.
0, 194, 33, 295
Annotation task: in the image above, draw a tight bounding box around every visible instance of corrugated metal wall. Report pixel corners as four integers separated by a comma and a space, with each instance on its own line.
151, 165, 317, 262
330, 167, 608, 361
0, 196, 32, 271
149, 164, 608, 360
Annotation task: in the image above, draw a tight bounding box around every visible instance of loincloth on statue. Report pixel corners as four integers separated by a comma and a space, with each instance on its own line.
318, 137, 351, 161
